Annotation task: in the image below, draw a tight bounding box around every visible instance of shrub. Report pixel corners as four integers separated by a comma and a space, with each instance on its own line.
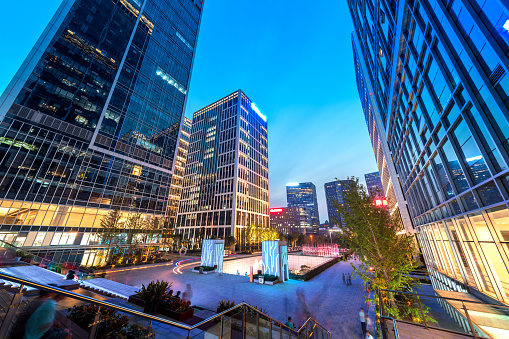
134, 280, 172, 302
217, 300, 236, 313
194, 265, 215, 271
252, 274, 278, 281
67, 304, 129, 338
163, 296, 192, 313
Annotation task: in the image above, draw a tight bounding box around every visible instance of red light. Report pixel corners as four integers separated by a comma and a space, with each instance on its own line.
382, 200, 388, 206
270, 208, 283, 214
375, 200, 382, 206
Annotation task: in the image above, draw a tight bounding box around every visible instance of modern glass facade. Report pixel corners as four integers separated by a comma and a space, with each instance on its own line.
269, 206, 312, 234
176, 90, 269, 246
365, 171, 385, 198
167, 117, 191, 227
0, 0, 203, 265
286, 182, 320, 227
324, 180, 353, 227
350, 0, 509, 304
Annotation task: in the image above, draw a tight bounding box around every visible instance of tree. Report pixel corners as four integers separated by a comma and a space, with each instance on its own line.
97, 210, 123, 266
144, 216, 161, 260
225, 235, 236, 250
332, 177, 433, 324
124, 213, 145, 263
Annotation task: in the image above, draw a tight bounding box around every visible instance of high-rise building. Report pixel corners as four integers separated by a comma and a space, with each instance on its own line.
365, 171, 385, 198
176, 90, 269, 246
324, 180, 353, 227
0, 0, 203, 265
167, 117, 192, 227
286, 182, 319, 227
349, 0, 509, 305
269, 206, 312, 234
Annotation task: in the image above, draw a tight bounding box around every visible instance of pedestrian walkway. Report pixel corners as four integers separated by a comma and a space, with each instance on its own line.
105, 257, 372, 338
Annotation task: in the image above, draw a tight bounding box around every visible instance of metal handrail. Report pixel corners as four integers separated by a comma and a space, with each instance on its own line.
379, 288, 509, 309
0, 271, 331, 337
380, 315, 400, 339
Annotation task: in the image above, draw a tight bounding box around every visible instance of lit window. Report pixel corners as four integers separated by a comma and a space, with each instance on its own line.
133, 165, 142, 176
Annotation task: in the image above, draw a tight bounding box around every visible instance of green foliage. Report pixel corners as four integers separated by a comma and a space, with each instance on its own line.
194, 265, 215, 271
300, 265, 310, 273
163, 296, 192, 313
225, 235, 236, 249
246, 224, 279, 245
217, 300, 236, 313
331, 177, 430, 322
252, 274, 278, 281
97, 210, 123, 265
134, 280, 172, 302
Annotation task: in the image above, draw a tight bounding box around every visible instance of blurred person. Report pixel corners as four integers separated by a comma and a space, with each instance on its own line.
359, 307, 367, 337
182, 284, 193, 304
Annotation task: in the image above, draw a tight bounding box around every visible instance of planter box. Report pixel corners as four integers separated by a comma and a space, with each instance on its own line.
160, 307, 194, 321
128, 295, 145, 307
192, 268, 215, 274
264, 281, 278, 285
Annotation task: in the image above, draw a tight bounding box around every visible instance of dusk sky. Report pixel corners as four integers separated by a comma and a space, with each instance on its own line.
0, 0, 378, 223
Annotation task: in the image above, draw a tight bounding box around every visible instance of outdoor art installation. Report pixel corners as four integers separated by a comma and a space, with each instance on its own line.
201, 239, 225, 272
262, 240, 289, 282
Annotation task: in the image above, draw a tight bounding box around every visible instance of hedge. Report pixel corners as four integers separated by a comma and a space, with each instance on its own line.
194, 265, 215, 271
290, 257, 341, 281
253, 274, 278, 282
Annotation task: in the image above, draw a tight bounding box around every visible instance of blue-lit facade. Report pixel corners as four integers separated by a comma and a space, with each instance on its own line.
324, 180, 353, 227
176, 90, 269, 246
0, 0, 203, 265
365, 171, 385, 198
350, 0, 509, 304
286, 182, 320, 227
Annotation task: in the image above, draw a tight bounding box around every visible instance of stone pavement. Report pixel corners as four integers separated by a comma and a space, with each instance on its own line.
105, 258, 374, 338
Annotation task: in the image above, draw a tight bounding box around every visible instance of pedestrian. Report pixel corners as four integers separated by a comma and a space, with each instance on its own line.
348, 273, 352, 285
24, 287, 72, 339
359, 308, 367, 337
285, 316, 294, 329
365, 330, 373, 339
342, 273, 346, 284
182, 284, 193, 304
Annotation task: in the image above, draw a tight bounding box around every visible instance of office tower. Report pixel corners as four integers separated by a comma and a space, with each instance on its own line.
176, 90, 269, 246
167, 117, 192, 227
324, 180, 353, 227
0, 0, 203, 265
349, 0, 509, 305
269, 206, 312, 234
365, 171, 385, 198
286, 182, 319, 227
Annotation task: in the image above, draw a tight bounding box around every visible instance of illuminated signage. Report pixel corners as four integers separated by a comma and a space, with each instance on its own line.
286, 182, 300, 186
375, 199, 388, 206
270, 208, 284, 214
250, 102, 267, 122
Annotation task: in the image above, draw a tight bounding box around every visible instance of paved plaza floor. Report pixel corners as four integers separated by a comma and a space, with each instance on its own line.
105, 257, 375, 338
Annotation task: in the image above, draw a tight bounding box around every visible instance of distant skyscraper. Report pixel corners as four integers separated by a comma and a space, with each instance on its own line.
167, 117, 192, 227
324, 180, 353, 227
365, 172, 385, 198
269, 207, 312, 234
349, 0, 509, 305
176, 90, 269, 246
0, 0, 203, 265
286, 182, 319, 227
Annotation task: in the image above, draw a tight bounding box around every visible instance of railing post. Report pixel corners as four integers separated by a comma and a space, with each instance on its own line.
187, 329, 191, 339
269, 320, 272, 339
219, 315, 223, 339
280, 323, 283, 339
256, 313, 259, 339
148, 320, 153, 338
0, 284, 24, 338
89, 306, 101, 339
416, 295, 428, 329
242, 304, 246, 339
462, 301, 478, 339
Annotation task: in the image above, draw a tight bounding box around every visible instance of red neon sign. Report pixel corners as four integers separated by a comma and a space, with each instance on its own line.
270, 208, 283, 214
374, 199, 388, 206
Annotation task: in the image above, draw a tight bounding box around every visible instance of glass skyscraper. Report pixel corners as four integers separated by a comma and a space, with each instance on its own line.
324, 179, 353, 227
176, 90, 269, 247
365, 171, 385, 198
286, 182, 320, 227
350, 0, 509, 304
0, 0, 203, 265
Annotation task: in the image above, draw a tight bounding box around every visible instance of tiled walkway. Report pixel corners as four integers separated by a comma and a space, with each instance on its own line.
105, 258, 374, 338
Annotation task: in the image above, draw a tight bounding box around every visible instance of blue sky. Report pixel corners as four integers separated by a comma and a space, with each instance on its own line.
0, 0, 378, 223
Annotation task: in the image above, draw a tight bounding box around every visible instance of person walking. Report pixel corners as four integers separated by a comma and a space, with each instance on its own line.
342, 273, 346, 284
348, 273, 352, 285
359, 308, 367, 337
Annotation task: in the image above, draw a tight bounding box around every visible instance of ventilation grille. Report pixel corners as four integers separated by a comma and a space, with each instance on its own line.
489, 63, 506, 86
